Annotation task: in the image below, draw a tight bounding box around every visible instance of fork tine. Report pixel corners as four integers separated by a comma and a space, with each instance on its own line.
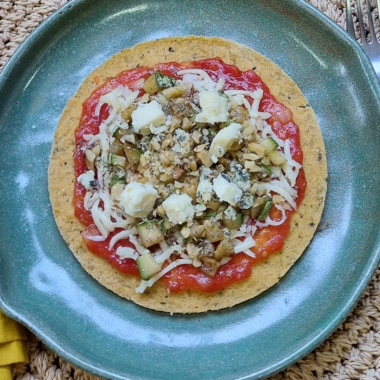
364, 0, 377, 42
356, 0, 368, 45
346, 0, 356, 38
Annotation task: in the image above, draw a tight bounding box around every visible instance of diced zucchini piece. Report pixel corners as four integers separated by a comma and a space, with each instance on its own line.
113, 127, 129, 140
143, 74, 160, 94
110, 174, 126, 188
216, 204, 228, 214
143, 71, 176, 94
257, 197, 273, 221
261, 156, 271, 166
108, 153, 126, 168
160, 222, 167, 236
206, 201, 222, 211
190, 113, 198, 125
261, 164, 272, 175
250, 197, 266, 219
137, 221, 165, 248
155, 71, 176, 89
203, 211, 217, 219
137, 252, 161, 280
268, 150, 287, 166
110, 165, 126, 178
203, 220, 225, 243
199, 257, 220, 277
222, 212, 244, 230
247, 142, 266, 158
109, 139, 125, 156
124, 144, 142, 166
213, 239, 234, 261
260, 137, 278, 153
189, 223, 205, 239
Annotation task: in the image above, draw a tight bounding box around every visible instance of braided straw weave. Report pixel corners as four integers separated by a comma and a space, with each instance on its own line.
1, 0, 380, 379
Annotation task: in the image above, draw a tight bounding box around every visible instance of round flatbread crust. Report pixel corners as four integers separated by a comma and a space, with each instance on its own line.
48, 36, 327, 313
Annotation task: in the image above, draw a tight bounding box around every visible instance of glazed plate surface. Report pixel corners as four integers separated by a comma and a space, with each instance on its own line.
1, 1, 380, 379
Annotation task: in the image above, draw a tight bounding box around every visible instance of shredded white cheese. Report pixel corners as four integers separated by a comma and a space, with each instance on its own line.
261, 204, 287, 227
91, 199, 108, 238
177, 69, 217, 91
261, 122, 284, 147
233, 236, 256, 254
109, 228, 138, 249
75, 62, 305, 294
94, 85, 139, 124
257, 182, 297, 210
154, 245, 184, 264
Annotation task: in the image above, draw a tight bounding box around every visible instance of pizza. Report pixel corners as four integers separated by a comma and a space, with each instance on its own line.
48, 36, 327, 313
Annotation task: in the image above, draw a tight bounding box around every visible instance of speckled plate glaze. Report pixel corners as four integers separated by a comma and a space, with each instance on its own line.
1, 1, 380, 379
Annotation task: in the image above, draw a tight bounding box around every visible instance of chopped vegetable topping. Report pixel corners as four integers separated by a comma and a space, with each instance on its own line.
75, 62, 303, 292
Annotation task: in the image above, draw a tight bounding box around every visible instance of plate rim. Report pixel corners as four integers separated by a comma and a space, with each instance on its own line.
1, 0, 380, 379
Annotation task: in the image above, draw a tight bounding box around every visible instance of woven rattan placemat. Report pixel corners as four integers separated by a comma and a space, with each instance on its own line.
1, 0, 380, 379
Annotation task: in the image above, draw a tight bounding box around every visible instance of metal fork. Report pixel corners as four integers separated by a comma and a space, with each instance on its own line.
346, 0, 380, 80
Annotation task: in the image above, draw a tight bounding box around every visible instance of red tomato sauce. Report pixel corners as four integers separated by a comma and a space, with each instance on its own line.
73, 58, 306, 293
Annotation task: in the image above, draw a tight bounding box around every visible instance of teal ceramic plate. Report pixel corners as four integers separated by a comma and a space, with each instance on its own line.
1, 0, 380, 379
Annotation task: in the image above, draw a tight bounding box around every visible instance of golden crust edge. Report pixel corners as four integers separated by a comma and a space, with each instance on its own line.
48, 36, 327, 314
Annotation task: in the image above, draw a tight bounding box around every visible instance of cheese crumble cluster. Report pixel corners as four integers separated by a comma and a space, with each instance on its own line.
77, 67, 302, 292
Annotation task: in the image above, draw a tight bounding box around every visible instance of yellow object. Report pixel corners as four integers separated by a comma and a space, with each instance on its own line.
0, 311, 28, 380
